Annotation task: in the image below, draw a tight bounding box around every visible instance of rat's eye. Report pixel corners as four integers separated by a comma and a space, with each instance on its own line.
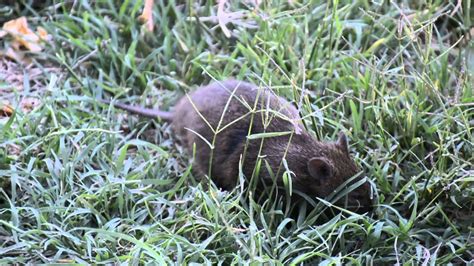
313, 178, 322, 186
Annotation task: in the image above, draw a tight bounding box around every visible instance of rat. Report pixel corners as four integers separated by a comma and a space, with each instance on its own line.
103, 79, 372, 213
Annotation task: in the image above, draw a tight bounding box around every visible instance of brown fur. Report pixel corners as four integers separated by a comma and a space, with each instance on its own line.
106, 79, 372, 213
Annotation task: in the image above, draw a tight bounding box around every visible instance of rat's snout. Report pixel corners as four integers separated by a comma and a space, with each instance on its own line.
349, 195, 373, 213
346, 181, 373, 214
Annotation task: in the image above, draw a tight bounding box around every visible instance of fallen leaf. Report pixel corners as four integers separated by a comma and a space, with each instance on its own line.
7, 143, 21, 156
1, 17, 42, 52
20, 97, 41, 113
1, 101, 14, 117
37, 26, 51, 41
196, 1, 257, 38
231, 227, 247, 233
3, 47, 26, 63
217, 0, 232, 38
0, 17, 51, 63
57, 259, 74, 263
139, 0, 154, 32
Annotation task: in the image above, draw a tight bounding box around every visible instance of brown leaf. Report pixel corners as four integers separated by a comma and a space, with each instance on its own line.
1, 101, 14, 117
20, 97, 41, 113
37, 26, 51, 41
1, 17, 42, 52
0, 17, 52, 64
7, 143, 21, 157
138, 0, 154, 32
2, 47, 27, 63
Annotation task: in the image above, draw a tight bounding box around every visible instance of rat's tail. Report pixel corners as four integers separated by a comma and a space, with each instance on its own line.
101, 99, 173, 121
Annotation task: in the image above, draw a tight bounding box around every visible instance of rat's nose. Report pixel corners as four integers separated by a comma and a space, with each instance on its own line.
347, 190, 373, 214
353, 202, 373, 214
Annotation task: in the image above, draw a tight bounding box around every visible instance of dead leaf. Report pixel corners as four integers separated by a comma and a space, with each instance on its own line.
195, 1, 257, 38
231, 227, 247, 233
57, 259, 74, 263
3, 47, 26, 63
0, 17, 51, 63
20, 97, 40, 113
217, 0, 232, 38
7, 144, 21, 157
1, 101, 14, 117
37, 26, 51, 41
139, 0, 154, 32
1, 17, 42, 52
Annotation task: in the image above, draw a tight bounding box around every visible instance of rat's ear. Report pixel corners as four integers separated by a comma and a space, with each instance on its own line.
307, 157, 333, 180
337, 132, 349, 155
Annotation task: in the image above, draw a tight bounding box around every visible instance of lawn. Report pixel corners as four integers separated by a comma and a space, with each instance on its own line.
0, 0, 473, 264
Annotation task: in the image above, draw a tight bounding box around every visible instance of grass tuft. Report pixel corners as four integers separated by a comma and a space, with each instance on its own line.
0, 0, 473, 264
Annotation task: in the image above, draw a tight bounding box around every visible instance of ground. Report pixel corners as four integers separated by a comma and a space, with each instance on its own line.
0, 1, 473, 264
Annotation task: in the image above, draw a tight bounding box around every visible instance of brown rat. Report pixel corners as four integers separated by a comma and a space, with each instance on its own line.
103, 79, 372, 213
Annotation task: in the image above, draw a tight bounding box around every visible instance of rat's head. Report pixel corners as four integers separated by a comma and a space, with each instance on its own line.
292, 132, 372, 213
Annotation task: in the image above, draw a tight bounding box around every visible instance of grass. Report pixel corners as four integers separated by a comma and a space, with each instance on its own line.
0, 0, 473, 264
